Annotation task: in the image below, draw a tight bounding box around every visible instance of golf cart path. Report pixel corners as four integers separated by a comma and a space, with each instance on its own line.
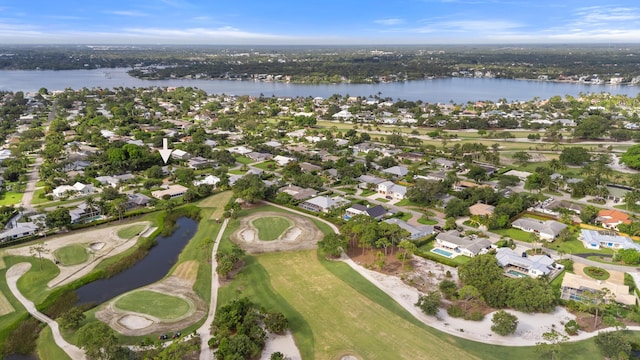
6, 262, 86, 359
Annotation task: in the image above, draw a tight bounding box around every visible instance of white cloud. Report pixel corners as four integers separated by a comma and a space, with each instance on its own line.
107, 11, 149, 17
374, 18, 405, 26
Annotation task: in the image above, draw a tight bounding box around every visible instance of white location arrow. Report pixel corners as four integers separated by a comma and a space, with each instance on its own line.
159, 138, 173, 164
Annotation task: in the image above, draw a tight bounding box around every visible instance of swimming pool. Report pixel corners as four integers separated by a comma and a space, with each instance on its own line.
507, 269, 528, 278
432, 248, 454, 258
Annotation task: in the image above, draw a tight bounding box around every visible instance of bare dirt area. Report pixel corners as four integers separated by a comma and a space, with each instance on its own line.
96, 276, 207, 336
229, 211, 323, 254
4, 221, 152, 288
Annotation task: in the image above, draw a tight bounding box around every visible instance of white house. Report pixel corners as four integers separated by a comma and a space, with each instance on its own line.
194, 175, 221, 187
274, 155, 296, 167
434, 230, 492, 258
377, 181, 407, 200
579, 229, 640, 251
495, 247, 556, 279
511, 218, 567, 241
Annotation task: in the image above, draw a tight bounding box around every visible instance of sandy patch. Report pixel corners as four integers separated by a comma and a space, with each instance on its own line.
119, 314, 154, 330
90, 242, 105, 251
340, 255, 586, 346
230, 211, 324, 254
4, 221, 151, 288
260, 331, 302, 360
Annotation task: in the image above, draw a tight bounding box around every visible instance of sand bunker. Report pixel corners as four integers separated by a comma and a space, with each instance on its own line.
90, 242, 105, 251
230, 211, 324, 253
119, 314, 153, 330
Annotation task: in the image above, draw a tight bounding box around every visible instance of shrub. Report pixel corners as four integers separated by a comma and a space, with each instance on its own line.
466, 311, 485, 321
491, 310, 518, 336
564, 320, 580, 335
447, 305, 464, 318
438, 279, 458, 299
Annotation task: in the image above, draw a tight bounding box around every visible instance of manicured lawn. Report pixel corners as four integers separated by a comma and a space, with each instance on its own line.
360, 189, 376, 197
0, 191, 23, 206
252, 216, 291, 241
395, 198, 425, 207
234, 155, 254, 165
36, 326, 71, 360
397, 212, 412, 222
31, 188, 48, 205
375, 197, 390, 203
491, 228, 532, 242
584, 266, 610, 280
256, 250, 479, 360
115, 290, 191, 320
254, 160, 277, 171
545, 239, 614, 256
418, 217, 438, 225
228, 169, 246, 175
117, 224, 147, 239
53, 244, 88, 266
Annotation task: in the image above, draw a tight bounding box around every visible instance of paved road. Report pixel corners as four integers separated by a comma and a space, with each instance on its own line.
6, 262, 86, 360
20, 155, 43, 213
198, 218, 229, 360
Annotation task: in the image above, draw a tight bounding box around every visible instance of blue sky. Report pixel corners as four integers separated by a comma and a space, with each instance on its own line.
1, 0, 640, 44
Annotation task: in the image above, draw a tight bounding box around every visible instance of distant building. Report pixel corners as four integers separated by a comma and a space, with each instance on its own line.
345, 204, 388, 220
151, 184, 188, 199
384, 218, 433, 240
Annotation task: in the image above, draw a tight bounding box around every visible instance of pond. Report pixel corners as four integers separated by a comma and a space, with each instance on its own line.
4, 354, 38, 360
75, 217, 198, 305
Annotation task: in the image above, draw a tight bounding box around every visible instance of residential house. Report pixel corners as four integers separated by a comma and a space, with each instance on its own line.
383, 218, 433, 240
469, 203, 495, 216
579, 229, 640, 251
151, 184, 188, 199
560, 272, 636, 305
299, 196, 349, 213
278, 184, 318, 200
0, 222, 38, 242
274, 155, 296, 167
246, 152, 274, 162
171, 149, 191, 160
377, 181, 407, 200
52, 182, 95, 198
596, 209, 631, 231
125, 193, 152, 210
194, 175, 221, 187
453, 181, 492, 192
345, 204, 388, 220
434, 230, 492, 257
227, 145, 253, 155
382, 165, 409, 178
188, 156, 217, 170
264, 141, 282, 148
495, 247, 557, 279
503, 170, 531, 182
69, 202, 101, 224
431, 157, 457, 169
511, 218, 568, 241
299, 162, 322, 173
415, 171, 447, 182
356, 175, 386, 189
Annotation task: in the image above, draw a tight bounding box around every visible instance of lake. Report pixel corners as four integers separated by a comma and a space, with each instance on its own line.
1, 68, 639, 103
75, 217, 198, 305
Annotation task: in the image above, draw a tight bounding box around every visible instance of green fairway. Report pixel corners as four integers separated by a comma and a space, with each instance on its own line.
117, 224, 147, 239
115, 290, 191, 320
252, 216, 291, 241
36, 326, 71, 360
257, 250, 480, 360
53, 244, 88, 266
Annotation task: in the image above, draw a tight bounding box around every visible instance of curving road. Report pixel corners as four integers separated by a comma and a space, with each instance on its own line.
6, 262, 86, 360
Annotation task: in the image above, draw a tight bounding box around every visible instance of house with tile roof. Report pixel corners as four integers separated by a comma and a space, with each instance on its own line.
596, 209, 631, 231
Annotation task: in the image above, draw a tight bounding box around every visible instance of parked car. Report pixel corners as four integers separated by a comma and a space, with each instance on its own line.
159, 334, 168, 340
172, 332, 181, 339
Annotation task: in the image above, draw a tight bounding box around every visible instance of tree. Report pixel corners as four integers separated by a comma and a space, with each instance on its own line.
406, 179, 448, 207
29, 244, 49, 270
564, 319, 580, 335
270, 352, 286, 360
618, 248, 640, 265
232, 174, 266, 203
397, 240, 417, 269
559, 147, 591, 165
59, 307, 86, 330
512, 151, 532, 164
579, 205, 599, 224
581, 288, 613, 329
415, 291, 441, 316
594, 330, 632, 360
457, 285, 482, 311
536, 329, 568, 360
467, 165, 488, 183
45, 208, 71, 230
76, 322, 121, 360
438, 279, 458, 300
573, 115, 610, 140
491, 310, 518, 336
264, 312, 288, 334
318, 233, 347, 258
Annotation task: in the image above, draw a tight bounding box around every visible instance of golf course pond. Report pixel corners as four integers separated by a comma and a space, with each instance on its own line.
75, 217, 198, 305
